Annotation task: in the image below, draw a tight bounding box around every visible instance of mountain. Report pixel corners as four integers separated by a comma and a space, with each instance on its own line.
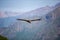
0, 3, 60, 40
10, 5, 60, 40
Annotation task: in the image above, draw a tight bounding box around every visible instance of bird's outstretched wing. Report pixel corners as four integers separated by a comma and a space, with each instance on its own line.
31, 19, 41, 21
17, 19, 31, 23
17, 19, 41, 23
17, 19, 27, 21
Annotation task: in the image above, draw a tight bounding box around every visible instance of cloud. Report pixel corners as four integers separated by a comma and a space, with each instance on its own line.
0, 11, 7, 18
0, 11, 24, 18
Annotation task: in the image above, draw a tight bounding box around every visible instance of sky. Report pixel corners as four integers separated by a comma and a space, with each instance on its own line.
0, 0, 60, 12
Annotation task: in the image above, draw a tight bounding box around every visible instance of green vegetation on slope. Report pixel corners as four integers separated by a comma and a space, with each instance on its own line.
0, 35, 8, 40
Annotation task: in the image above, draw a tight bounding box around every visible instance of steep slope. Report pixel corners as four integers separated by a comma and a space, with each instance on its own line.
9, 3, 60, 40
0, 3, 60, 40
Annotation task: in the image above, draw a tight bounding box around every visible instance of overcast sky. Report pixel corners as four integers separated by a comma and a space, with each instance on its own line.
0, 0, 60, 12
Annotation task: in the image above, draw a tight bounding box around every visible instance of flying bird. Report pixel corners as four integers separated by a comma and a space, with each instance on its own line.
17, 18, 41, 23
